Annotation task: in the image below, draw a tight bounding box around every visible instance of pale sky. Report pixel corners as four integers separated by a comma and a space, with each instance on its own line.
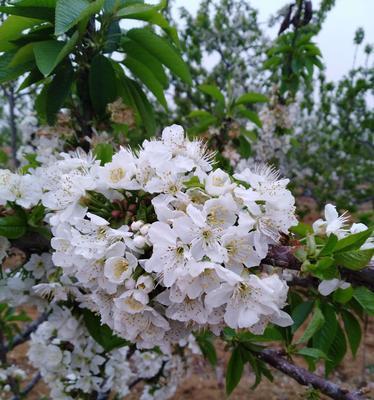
171, 0, 374, 81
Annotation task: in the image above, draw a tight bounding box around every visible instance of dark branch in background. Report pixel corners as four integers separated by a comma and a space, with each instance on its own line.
264, 245, 374, 291
255, 349, 364, 400
3, 313, 49, 353
12, 373, 42, 400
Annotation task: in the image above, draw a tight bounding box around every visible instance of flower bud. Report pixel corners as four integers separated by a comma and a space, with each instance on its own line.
133, 235, 146, 249
131, 220, 144, 232
139, 223, 150, 236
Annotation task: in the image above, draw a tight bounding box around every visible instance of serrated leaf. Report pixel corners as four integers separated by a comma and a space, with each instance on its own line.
334, 248, 374, 270
123, 56, 167, 108
312, 303, 338, 354
0, 216, 27, 239
235, 92, 268, 106
341, 310, 361, 357
290, 222, 312, 237
291, 300, 314, 334
198, 84, 225, 104
334, 228, 373, 253
237, 108, 262, 128
126, 28, 191, 84
45, 62, 74, 124
297, 306, 325, 344
333, 286, 353, 304
353, 287, 374, 316
325, 324, 347, 376
89, 54, 118, 115
55, 0, 103, 35
122, 38, 168, 87
124, 77, 155, 135
82, 308, 128, 351
0, 5, 54, 21
297, 347, 329, 360
319, 233, 338, 256
33, 40, 65, 76
226, 347, 244, 395
94, 143, 113, 165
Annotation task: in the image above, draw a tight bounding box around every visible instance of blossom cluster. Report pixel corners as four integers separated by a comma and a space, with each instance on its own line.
0, 125, 299, 349
28, 305, 188, 400
313, 204, 373, 296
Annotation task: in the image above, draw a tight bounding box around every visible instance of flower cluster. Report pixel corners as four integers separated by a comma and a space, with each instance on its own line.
0, 125, 298, 349
28, 305, 187, 400
313, 204, 373, 296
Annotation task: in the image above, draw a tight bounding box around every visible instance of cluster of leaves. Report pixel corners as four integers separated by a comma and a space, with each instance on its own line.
187, 84, 267, 169
0, 0, 191, 139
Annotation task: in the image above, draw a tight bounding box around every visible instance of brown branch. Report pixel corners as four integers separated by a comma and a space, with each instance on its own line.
12, 373, 41, 400
255, 348, 364, 400
264, 245, 374, 291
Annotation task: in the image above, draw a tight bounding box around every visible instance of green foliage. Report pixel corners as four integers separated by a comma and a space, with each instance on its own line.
0, 0, 190, 136
82, 308, 129, 351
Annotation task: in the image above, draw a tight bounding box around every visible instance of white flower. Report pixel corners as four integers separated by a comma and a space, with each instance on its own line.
99, 148, 138, 189
206, 274, 292, 330
104, 253, 137, 284
205, 168, 235, 196
318, 279, 351, 296
313, 204, 349, 237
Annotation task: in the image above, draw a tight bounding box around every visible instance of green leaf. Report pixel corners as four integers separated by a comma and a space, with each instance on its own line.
0, 50, 34, 84
82, 308, 129, 351
116, 2, 163, 18
235, 92, 268, 106
45, 62, 74, 124
0, 216, 27, 239
325, 323, 347, 376
334, 249, 374, 270
311, 257, 338, 280
296, 347, 329, 360
0, 16, 42, 43
55, 0, 104, 35
290, 222, 312, 237
123, 56, 167, 108
291, 300, 314, 334
94, 143, 114, 165
0, 5, 54, 21
188, 110, 214, 119
226, 347, 244, 395
33, 40, 66, 76
121, 38, 168, 87
334, 228, 373, 253
14, 0, 56, 6
319, 233, 338, 256
126, 28, 191, 84
195, 331, 217, 367
237, 108, 262, 128
333, 286, 353, 304
89, 54, 118, 115
8, 43, 35, 68
238, 135, 251, 158
297, 306, 325, 344
353, 287, 374, 316
312, 303, 338, 354
341, 310, 361, 357
198, 84, 225, 104
35, 83, 49, 122
123, 77, 156, 135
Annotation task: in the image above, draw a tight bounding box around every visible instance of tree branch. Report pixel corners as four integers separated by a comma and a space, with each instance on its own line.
263, 245, 374, 291
4, 313, 48, 353
255, 348, 364, 400
11, 372, 41, 400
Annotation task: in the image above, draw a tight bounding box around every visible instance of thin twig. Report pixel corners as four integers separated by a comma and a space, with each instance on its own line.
255, 348, 364, 400
11, 372, 42, 400
4, 313, 49, 353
